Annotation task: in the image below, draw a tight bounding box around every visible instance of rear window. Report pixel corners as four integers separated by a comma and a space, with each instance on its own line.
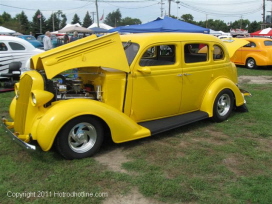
264, 41, 272, 46
184, 43, 208, 63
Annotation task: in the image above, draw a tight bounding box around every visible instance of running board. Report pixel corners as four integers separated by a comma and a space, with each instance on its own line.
139, 111, 209, 135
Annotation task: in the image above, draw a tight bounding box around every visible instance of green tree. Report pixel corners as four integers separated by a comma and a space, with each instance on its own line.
46, 12, 62, 31
248, 21, 261, 33
60, 14, 67, 29
31, 10, 46, 35
0, 16, 4, 25
82, 11, 92, 28
180, 14, 195, 24
230, 19, 250, 30
71, 14, 81, 25
1, 11, 12, 22
120, 17, 141, 26
0, 12, 17, 31
15, 11, 30, 34
55, 10, 65, 30
104, 9, 122, 27
203, 19, 228, 31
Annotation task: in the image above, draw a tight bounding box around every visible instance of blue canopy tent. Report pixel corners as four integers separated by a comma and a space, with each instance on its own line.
108, 16, 209, 34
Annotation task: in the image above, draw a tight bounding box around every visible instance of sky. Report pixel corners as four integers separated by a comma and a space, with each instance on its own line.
0, 0, 270, 27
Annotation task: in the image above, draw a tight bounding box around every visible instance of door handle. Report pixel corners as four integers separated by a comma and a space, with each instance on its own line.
184, 73, 192, 76
177, 74, 183, 77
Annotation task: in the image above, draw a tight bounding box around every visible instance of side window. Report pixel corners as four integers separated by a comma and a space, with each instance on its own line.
244, 42, 256, 48
123, 42, 139, 65
9, 42, 26, 50
184, 43, 208, 63
0, 42, 8, 51
140, 44, 175, 66
264, 41, 272, 46
213, 45, 224, 60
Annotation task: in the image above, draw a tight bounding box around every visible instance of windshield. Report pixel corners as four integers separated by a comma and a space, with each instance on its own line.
25, 36, 36, 40
122, 42, 139, 65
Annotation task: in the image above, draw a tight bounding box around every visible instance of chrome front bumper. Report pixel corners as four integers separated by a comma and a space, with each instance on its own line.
1, 118, 36, 151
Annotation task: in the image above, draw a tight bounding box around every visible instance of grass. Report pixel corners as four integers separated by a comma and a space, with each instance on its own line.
237, 66, 272, 76
0, 67, 272, 204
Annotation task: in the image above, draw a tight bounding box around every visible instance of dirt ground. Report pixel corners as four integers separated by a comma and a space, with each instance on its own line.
97, 75, 271, 204
95, 148, 165, 204
238, 75, 272, 84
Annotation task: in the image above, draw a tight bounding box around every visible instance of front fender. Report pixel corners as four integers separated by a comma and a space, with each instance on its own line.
200, 78, 244, 117
34, 99, 150, 151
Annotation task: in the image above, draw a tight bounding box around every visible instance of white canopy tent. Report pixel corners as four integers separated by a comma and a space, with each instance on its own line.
88, 23, 113, 30
0, 26, 16, 35
60, 23, 82, 29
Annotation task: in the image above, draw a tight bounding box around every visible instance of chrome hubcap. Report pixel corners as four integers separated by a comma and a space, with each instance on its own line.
68, 122, 97, 153
247, 59, 254, 68
217, 94, 231, 116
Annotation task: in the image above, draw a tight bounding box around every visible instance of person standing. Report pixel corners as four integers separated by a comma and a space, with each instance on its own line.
70, 31, 78, 42
43, 31, 53, 51
64, 34, 69, 44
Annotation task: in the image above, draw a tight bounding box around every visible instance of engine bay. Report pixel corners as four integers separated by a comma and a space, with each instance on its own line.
45, 71, 102, 102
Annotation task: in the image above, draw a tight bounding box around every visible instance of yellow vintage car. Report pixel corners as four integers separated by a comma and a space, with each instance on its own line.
230, 37, 272, 69
1, 32, 250, 159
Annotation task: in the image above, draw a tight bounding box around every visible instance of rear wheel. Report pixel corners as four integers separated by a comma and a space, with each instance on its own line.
55, 116, 104, 159
212, 89, 234, 122
246, 58, 257, 69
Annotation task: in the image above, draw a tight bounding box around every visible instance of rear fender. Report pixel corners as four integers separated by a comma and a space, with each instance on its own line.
33, 99, 150, 151
200, 78, 244, 117
245, 53, 269, 66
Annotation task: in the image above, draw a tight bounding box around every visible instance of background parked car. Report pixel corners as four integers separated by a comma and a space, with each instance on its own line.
231, 37, 272, 69
0, 36, 44, 80
17, 35, 43, 49
37, 34, 60, 48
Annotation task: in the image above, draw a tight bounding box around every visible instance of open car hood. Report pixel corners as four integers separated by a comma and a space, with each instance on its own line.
221, 37, 249, 58
30, 32, 130, 79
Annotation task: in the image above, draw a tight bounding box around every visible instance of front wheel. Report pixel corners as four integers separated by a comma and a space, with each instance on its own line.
55, 116, 104, 159
246, 58, 257, 69
212, 89, 234, 122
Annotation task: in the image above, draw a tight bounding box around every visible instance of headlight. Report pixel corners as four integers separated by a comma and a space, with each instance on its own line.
31, 92, 37, 105
30, 90, 54, 107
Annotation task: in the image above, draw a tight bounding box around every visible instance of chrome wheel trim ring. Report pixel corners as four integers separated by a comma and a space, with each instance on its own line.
68, 122, 97, 153
217, 94, 231, 116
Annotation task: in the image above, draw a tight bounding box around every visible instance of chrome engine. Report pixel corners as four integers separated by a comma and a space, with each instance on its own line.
51, 75, 101, 101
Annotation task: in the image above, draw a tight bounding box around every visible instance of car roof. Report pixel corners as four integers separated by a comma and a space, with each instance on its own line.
0, 36, 36, 49
244, 37, 272, 41
120, 33, 223, 47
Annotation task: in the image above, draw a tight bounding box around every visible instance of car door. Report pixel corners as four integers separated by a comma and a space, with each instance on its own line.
235, 41, 256, 65
130, 43, 183, 122
8, 40, 31, 66
0, 41, 13, 75
179, 42, 214, 113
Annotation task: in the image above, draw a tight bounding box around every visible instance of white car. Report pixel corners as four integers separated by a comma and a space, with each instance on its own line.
0, 36, 44, 78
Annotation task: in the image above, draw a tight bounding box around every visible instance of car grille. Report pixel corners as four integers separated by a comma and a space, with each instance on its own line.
14, 74, 33, 134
